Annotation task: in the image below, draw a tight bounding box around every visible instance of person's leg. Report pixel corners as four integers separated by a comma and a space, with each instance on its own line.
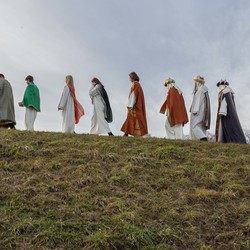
165, 118, 175, 139
25, 108, 37, 130
174, 125, 184, 139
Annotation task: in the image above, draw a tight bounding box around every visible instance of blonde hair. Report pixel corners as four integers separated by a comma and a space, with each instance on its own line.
65, 75, 74, 87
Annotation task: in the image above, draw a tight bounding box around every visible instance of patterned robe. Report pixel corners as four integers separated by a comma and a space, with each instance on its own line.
121, 81, 148, 136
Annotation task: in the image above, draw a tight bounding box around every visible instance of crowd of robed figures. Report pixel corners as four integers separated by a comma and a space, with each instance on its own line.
0, 72, 247, 144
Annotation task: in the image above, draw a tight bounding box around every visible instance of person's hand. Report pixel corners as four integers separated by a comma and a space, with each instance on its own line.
58, 107, 63, 111
193, 112, 197, 116
18, 102, 23, 107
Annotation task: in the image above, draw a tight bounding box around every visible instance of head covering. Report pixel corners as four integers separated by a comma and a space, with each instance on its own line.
217, 80, 229, 87
193, 75, 205, 84
164, 78, 175, 87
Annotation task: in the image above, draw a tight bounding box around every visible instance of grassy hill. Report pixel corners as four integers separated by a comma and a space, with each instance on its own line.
0, 129, 249, 250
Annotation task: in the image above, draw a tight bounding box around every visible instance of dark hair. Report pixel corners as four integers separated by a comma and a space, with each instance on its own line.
91, 77, 104, 87
25, 75, 34, 82
216, 80, 229, 87
129, 72, 140, 82
0, 74, 5, 79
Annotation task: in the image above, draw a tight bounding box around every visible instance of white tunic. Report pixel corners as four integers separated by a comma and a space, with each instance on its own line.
25, 107, 37, 131
89, 85, 111, 135
58, 85, 75, 133
127, 91, 136, 108
190, 84, 208, 140
165, 119, 184, 139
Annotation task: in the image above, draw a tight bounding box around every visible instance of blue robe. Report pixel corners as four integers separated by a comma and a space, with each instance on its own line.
216, 89, 246, 144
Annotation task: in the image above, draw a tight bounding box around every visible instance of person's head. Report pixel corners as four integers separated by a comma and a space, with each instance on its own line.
129, 72, 140, 82
91, 77, 102, 86
0, 74, 5, 79
193, 75, 205, 85
25, 75, 34, 84
65, 75, 74, 87
164, 77, 175, 87
217, 80, 229, 90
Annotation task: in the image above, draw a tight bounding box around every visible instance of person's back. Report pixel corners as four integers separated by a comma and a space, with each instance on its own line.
0, 74, 16, 128
18, 75, 40, 131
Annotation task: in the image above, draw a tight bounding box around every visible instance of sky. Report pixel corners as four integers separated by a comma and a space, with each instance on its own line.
1, 0, 250, 137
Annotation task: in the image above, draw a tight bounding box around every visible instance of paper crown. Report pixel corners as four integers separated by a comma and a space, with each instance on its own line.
193, 75, 205, 84
164, 78, 175, 86
216, 80, 229, 87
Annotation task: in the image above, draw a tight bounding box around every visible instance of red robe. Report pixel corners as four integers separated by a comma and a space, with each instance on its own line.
121, 82, 148, 136
160, 87, 188, 127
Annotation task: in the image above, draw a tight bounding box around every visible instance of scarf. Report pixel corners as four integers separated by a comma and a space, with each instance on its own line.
67, 84, 84, 124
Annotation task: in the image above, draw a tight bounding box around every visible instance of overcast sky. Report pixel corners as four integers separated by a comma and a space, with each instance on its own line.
1, 0, 250, 137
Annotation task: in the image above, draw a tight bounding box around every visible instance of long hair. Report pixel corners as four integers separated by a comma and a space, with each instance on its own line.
91, 77, 104, 87
66, 75, 74, 88
129, 72, 140, 82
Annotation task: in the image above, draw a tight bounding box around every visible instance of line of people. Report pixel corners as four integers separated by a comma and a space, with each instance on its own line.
159, 75, 246, 144
0, 72, 247, 144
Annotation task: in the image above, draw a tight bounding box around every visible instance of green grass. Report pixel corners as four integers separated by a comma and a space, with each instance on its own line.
0, 129, 249, 249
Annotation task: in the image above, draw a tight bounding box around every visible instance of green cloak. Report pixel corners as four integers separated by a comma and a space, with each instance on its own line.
22, 82, 41, 112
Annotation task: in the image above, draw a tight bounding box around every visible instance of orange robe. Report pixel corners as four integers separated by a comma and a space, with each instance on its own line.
160, 87, 188, 127
121, 82, 148, 136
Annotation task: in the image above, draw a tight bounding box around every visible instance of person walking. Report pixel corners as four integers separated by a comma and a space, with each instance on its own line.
18, 75, 40, 131
89, 77, 114, 136
215, 80, 246, 144
58, 75, 84, 133
0, 73, 16, 129
190, 76, 211, 141
121, 72, 148, 137
160, 77, 188, 139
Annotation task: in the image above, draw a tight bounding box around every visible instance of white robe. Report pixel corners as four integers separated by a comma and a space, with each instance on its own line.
190, 85, 208, 140
165, 119, 184, 139
58, 85, 75, 133
25, 107, 37, 131
89, 85, 111, 135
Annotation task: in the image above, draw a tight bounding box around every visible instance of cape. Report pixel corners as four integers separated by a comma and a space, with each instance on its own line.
22, 83, 41, 112
160, 87, 188, 127
0, 79, 16, 125
215, 91, 246, 143
121, 82, 148, 136
203, 91, 211, 130
68, 84, 84, 124
98, 84, 113, 123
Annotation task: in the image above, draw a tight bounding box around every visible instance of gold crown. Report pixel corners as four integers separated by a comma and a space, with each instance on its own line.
164, 78, 175, 86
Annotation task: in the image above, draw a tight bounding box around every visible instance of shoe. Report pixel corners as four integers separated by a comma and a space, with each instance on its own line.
123, 133, 128, 137
200, 137, 208, 141
108, 132, 114, 136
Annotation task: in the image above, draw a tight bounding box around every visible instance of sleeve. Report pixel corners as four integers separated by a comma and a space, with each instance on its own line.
191, 90, 202, 113
219, 98, 227, 116
58, 86, 70, 110
89, 85, 100, 97
127, 91, 136, 108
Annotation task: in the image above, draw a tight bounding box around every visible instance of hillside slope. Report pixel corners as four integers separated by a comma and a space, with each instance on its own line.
0, 130, 249, 249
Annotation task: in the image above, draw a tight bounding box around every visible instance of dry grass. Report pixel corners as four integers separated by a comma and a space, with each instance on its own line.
0, 129, 249, 249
